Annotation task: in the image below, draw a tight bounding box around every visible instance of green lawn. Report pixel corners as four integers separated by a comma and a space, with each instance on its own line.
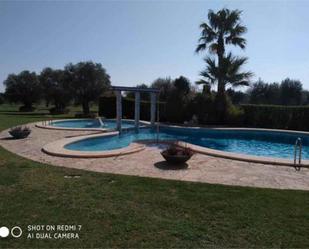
0, 103, 98, 130
0, 104, 309, 248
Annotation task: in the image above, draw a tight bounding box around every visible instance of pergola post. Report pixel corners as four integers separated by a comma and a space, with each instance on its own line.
150, 92, 156, 126
111, 86, 159, 131
116, 90, 122, 131
134, 92, 140, 130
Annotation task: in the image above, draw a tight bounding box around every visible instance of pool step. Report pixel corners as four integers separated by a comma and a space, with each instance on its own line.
294, 138, 302, 170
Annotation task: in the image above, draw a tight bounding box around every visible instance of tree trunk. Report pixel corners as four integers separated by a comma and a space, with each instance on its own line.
216, 34, 227, 123
20, 102, 34, 112
55, 103, 65, 113
82, 101, 90, 115
215, 90, 227, 124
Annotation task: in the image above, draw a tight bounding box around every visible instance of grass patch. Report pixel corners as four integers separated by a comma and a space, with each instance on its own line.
0, 104, 309, 248
0, 103, 98, 131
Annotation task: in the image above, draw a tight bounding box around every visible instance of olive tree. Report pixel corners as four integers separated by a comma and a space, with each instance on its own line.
39, 68, 71, 113
64, 61, 111, 114
0, 93, 4, 105
4, 70, 41, 111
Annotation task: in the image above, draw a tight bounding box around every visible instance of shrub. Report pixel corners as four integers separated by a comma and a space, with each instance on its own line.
74, 112, 98, 119
226, 105, 244, 126
19, 106, 35, 112
9, 126, 31, 139
186, 93, 216, 124
49, 107, 70, 115
241, 104, 309, 131
99, 94, 241, 126
98, 97, 116, 118
99, 95, 309, 131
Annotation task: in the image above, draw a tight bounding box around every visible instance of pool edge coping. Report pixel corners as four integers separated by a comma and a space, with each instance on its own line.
41, 127, 309, 167
159, 123, 309, 136
35, 118, 150, 131
135, 140, 309, 168
42, 131, 146, 158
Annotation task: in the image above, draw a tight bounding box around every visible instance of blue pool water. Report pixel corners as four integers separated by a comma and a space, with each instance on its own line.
51, 119, 136, 129
65, 127, 309, 160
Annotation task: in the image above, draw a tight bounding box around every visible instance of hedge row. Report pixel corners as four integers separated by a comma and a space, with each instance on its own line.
241, 104, 309, 131
99, 97, 309, 131
99, 97, 168, 121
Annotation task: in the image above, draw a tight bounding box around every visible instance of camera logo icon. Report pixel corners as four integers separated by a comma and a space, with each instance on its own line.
0, 226, 22, 238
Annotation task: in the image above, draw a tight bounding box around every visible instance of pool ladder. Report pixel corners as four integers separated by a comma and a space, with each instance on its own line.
294, 137, 302, 171
42, 119, 53, 126
97, 117, 105, 127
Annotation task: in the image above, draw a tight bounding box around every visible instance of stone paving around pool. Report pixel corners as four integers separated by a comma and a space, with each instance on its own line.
0, 123, 309, 191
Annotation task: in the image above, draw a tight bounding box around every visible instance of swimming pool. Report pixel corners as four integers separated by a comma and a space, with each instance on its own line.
65, 126, 309, 160
51, 119, 138, 129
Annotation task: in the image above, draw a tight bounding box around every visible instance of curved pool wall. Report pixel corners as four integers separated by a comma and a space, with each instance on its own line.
52, 119, 138, 129
36, 118, 149, 131
42, 131, 146, 158
64, 126, 309, 160
41, 124, 309, 166
163, 126, 309, 159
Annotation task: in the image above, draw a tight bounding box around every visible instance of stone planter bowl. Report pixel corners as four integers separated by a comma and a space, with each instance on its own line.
9, 127, 31, 139
161, 147, 194, 164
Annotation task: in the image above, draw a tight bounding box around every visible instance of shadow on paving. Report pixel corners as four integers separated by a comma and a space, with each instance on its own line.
154, 161, 189, 170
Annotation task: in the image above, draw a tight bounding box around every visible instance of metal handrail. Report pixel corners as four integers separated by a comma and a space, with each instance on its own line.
97, 117, 105, 127
294, 137, 302, 170
156, 98, 160, 142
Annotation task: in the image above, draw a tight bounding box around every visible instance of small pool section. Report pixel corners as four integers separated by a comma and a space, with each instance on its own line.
51, 119, 137, 129
65, 127, 309, 160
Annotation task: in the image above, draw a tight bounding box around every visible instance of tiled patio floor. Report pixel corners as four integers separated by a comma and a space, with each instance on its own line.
1, 123, 309, 191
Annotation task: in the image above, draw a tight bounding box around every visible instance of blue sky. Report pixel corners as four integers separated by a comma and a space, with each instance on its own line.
1, 0, 309, 92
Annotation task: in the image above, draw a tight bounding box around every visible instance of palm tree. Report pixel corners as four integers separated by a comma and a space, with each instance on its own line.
196, 8, 248, 91
196, 8, 251, 120
198, 52, 252, 91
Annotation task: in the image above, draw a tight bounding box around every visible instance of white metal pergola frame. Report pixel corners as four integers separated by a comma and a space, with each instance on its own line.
111, 86, 160, 131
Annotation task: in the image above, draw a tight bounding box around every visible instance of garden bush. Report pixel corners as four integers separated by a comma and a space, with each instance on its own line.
226, 104, 244, 126
241, 104, 309, 131
49, 107, 70, 115
185, 93, 216, 124
99, 95, 242, 126
99, 97, 309, 131
19, 105, 36, 112
75, 112, 98, 119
